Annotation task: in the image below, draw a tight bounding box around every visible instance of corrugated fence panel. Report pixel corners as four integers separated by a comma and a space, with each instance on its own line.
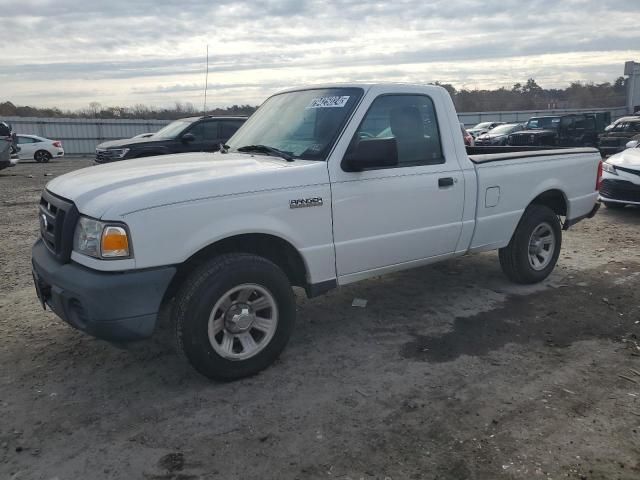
4, 117, 170, 155
2, 107, 628, 154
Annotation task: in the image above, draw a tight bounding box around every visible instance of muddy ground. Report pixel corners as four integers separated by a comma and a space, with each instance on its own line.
1, 158, 640, 480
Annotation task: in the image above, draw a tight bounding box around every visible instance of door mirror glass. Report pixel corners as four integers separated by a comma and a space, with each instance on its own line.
181, 133, 195, 143
342, 138, 398, 172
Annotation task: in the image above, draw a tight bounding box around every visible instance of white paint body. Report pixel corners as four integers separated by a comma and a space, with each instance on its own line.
45, 84, 601, 287
16, 134, 64, 160
600, 146, 640, 206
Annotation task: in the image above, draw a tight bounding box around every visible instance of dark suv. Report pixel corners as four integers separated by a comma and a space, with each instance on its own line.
507, 114, 601, 148
95, 116, 247, 164
598, 117, 640, 156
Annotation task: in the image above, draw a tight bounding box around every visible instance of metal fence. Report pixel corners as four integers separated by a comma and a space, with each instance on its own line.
4, 117, 170, 155
3, 105, 629, 155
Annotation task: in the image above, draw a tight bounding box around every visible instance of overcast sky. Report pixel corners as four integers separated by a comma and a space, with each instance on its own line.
3, 0, 640, 109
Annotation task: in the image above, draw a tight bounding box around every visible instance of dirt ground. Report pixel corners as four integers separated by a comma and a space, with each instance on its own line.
1, 157, 640, 480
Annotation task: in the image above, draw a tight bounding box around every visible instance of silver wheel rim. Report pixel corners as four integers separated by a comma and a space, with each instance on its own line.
528, 222, 555, 271
207, 284, 278, 361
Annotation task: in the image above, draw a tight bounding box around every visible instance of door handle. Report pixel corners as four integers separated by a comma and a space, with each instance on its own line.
438, 177, 455, 188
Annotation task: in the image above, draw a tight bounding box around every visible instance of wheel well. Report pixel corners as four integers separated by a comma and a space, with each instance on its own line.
163, 233, 308, 302
530, 189, 567, 217
34, 149, 51, 156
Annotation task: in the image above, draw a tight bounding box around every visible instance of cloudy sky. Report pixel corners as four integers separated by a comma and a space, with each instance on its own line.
3, 0, 640, 109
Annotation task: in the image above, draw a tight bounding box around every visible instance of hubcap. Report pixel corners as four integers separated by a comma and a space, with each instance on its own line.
207, 284, 278, 360
528, 222, 555, 271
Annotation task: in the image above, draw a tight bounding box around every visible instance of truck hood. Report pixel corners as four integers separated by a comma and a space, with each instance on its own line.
606, 147, 640, 170
96, 136, 166, 149
46, 152, 327, 219
516, 129, 557, 136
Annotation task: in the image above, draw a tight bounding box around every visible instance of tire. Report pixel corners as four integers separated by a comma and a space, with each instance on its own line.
34, 150, 52, 163
602, 201, 626, 210
499, 204, 562, 284
173, 253, 295, 381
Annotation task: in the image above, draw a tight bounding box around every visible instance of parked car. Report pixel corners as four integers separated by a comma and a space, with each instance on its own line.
466, 121, 506, 138
475, 123, 524, 146
604, 116, 639, 132
0, 122, 19, 171
600, 141, 640, 208
95, 116, 247, 163
460, 123, 474, 146
16, 134, 64, 163
32, 84, 601, 380
598, 117, 640, 157
507, 114, 601, 147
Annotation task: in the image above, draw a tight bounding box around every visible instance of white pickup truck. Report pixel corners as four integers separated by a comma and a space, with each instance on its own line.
32, 84, 602, 380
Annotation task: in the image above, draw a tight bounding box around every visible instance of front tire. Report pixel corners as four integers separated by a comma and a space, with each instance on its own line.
173, 254, 296, 381
34, 150, 52, 163
499, 205, 562, 284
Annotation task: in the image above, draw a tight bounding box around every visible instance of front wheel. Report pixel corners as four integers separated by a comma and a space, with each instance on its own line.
173, 254, 296, 381
499, 205, 562, 284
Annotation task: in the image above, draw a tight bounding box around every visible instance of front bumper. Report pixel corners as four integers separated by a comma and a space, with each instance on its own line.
32, 239, 176, 341
599, 177, 640, 205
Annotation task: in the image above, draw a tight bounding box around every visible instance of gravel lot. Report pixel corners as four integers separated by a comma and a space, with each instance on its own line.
1, 157, 640, 480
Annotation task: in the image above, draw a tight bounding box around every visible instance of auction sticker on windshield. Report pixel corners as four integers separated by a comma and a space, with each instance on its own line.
307, 96, 350, 109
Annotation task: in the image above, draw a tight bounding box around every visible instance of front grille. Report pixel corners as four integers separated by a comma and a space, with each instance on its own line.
600, 179, 640, 203
509, 133, 538, 146
95, 149, 113, 163
39, 190, 79, 263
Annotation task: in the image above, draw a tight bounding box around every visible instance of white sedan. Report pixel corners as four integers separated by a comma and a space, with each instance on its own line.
600, 142, 640, 208
16, 134, 64, 163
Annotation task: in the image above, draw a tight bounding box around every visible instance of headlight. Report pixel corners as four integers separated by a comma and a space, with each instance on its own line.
109, 148, 130, 158
73, 216, 132, 259
602, 162, 618, 175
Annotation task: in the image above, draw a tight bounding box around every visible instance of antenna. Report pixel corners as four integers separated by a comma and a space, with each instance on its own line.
203, 44, 209, 117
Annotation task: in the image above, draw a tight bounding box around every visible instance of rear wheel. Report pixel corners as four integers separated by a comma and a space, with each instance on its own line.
173, 253, 296, 381
499, 205, 562, 284
602, 201, 626, 210
34, 150, 52, 163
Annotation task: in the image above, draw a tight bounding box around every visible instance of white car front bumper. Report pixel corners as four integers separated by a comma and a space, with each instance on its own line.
599, 167, 640, 205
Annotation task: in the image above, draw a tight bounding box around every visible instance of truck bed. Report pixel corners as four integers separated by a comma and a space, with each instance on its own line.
467, 146, 599, 163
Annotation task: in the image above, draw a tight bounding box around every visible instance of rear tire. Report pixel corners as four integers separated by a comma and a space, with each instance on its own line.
602, 201, 626, 210
34, 150, 52, 163
173, 253, 296, 381
499, 205, 562, 284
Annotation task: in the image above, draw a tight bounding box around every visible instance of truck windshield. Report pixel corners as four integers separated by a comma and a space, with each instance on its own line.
227, 88, 364, 161
154, 120, 190, 139
526, 117, 560, 130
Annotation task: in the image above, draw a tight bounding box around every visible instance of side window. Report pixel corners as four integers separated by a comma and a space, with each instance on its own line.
351, 94, 444, 167
186, 123, 205, 141
17, 136, 35, 144
201, 121, 219, 140
574, 116, 586, 129
220, 120, 243, 138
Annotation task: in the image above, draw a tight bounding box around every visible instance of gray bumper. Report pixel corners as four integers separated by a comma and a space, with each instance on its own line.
32, 239, 176, 342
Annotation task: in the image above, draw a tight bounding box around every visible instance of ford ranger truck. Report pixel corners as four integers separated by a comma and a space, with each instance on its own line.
32, 84, 602, 380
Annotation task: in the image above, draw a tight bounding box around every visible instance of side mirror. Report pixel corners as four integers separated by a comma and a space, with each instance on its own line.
181, 133, 195, 143
342, 138, 398, 172
626, 140, 639, 149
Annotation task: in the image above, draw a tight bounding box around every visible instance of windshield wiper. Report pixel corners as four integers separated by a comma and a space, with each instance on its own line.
219, 143, 230, 154
236, 144, 294, 162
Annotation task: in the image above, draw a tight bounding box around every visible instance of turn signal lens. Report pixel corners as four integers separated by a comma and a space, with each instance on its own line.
101, 226, 130, 258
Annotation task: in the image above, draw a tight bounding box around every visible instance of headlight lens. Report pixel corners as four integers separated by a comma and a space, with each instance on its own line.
73, 216, 131, 259
109, 148, 130, 158
602, 162, 618, 175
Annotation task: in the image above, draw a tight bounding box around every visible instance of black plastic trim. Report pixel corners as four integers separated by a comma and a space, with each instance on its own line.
563, 202, 600, 230
305, 279, 337, 298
